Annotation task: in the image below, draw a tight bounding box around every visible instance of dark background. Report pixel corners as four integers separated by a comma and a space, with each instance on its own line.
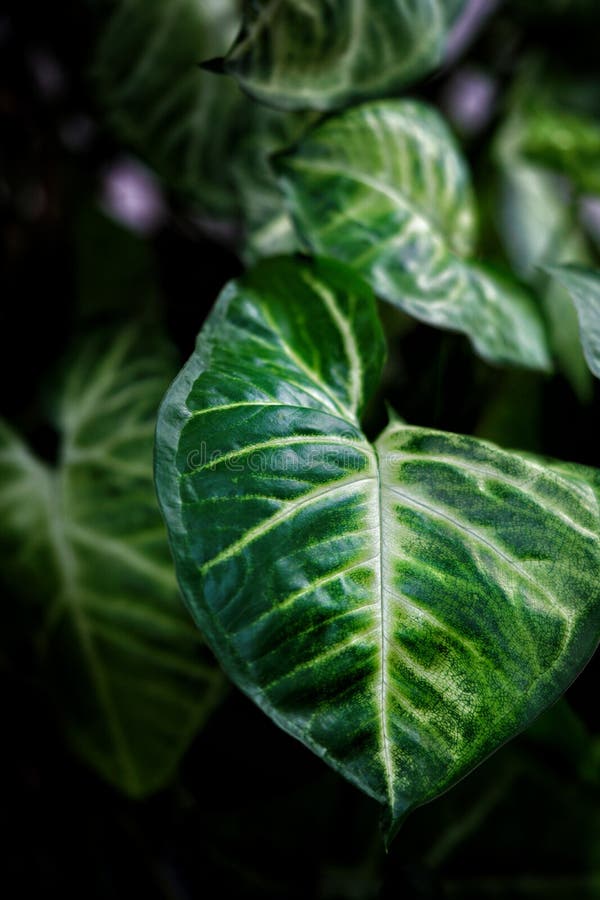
1, 2, 599, 897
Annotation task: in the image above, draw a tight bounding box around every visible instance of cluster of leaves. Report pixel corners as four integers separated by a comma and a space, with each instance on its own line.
146, 0, 598, 839
1, 0, 599, 866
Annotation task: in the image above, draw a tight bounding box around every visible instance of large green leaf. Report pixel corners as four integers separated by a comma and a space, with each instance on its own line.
220, 0, 466, 112
546, 265, 600, 379
155, 255, 599, 840
278, 100, 551, 370
0, 328, 223, 796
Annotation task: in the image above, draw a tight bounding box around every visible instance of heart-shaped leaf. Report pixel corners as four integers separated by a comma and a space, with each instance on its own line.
155, 256, 600, 839
546, 265, 600, 379
0, 328, 224, 795
220, 0, 466, 112
278, 100, 551, 370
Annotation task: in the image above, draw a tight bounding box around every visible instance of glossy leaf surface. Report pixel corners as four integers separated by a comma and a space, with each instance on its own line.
279, 101, 551, 370
547, 265, 600, 379
0, 329, 223, 795
222, 0, 465, 112
155, 256, 599, 838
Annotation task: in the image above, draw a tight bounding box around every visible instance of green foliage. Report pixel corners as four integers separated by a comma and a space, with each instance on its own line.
155, 256, 599, 839
278, 101, 551, 369
92, 0, 312, 240
0, 329, 224, 795
494, 107, 594, 399
547, 265, 600, 379
221, 0, 466, 112
4, 0, 600, 877
93, 0, 243, 215
521, 106, 600, 196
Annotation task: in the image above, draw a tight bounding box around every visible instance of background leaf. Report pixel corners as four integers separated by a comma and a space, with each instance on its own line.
92, 0, 312, 239
0, 328, 224, 796
222, 0, 466, 112
494, 105, 594, 400
93, 0, 243, 216
520, 106, 600, 196
546, 265, 600, 379
279, 100, 551, 370
155, 255, 599, 840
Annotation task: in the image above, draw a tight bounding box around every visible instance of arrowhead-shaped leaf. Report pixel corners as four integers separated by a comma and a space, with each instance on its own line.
0, 328, 224, 795
546, 265, 600, 379
222, 1, 466, 112
155, 256, 599, 839
278, 101, 551, 370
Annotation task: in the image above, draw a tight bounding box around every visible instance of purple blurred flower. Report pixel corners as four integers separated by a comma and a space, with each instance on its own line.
443, 68, 497, 135
100, 158, 166, 235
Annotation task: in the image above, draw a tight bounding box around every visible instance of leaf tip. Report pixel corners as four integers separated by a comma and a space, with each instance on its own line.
381, 802, 410, 851
384, 402, 405, 427
199, 57, 227, 75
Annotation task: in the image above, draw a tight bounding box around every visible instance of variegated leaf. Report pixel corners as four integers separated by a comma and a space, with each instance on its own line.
278, 100, 551, 370
0, 329, 224, 796
93, 0, 310, 236
93, 0, 244, 215
221, 0, 467, 112
155, 256, 599, 840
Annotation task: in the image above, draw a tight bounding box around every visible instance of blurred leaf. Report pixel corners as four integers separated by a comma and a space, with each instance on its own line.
521, 106, 600, 196
0, 328, 224, 796
221, 0, 467, 112
279, 100, 551, 370
546, 265, 600, 379
495, 104, 594, 399
232, 107, 318, 261
92, 0, 314, 250
440, 755, 600, 897
93, 0, 243, 216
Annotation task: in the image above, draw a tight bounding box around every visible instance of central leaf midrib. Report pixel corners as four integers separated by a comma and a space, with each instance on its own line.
374, 443, 394, 805
43, 464, 141, 793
